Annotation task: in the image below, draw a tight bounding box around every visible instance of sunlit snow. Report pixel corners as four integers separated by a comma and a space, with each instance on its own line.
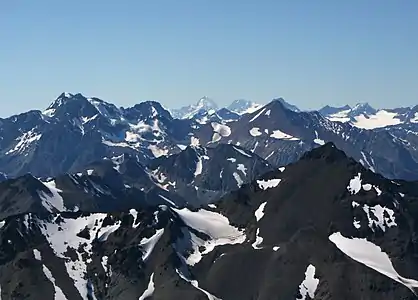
297, 265, 319, 300
249, 127, 263, 137
257, 179, 281, 190
270, 129, 299, 141
139, 228, 165, 262
347, 173, 362, 194
139, 273, 155, 300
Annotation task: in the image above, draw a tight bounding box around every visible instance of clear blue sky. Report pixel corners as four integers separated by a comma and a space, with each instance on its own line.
1, 1, 417, 117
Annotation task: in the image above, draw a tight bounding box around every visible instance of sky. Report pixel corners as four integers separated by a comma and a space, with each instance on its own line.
1, 1, 418, 117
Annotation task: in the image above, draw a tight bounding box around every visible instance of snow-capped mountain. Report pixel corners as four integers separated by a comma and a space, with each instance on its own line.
227, 99, 262, 115
0, 93, 195, 178
192, 99, 418, 180
189, 107, 240, 124
170, 96, 219, 119
320, 102, 418, 129
1, 144, 418, 299
1, 92, 418, 183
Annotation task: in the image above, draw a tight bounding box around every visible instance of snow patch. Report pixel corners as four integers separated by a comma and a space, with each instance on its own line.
139, 228, 165, 261
39, 180, 66, 212
254, 202, 267, 222
257, 179, 281, 190
297, 265, 319, 300
347, 173, 362, 194
237, 164, 247, 176
249, 127, 262, 137
232, 172, 243, 187
148, 144, 168, 158
329, 232, 418, 294
139, 273, 155, 300
270, 129, 299, 140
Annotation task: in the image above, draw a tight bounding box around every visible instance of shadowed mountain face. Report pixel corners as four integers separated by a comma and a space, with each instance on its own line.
1, 143, 418, 299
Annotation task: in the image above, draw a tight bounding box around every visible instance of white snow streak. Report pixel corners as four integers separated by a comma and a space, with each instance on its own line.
254, 202, 267, 222
139, 273, 155, 300
139, 228, 165, 261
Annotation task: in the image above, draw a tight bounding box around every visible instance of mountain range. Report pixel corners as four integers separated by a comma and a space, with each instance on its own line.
1, 143, 418, 299
0, 92, 418, 299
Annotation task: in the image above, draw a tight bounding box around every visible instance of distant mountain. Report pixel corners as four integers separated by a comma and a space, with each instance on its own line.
319, 104, 351, 116
171, 96, 219, 119
193, 99, 418, 180
320, 103, 418, 129
191, 107, 240, 124
1, 144, 418, 299
227, 99, 262, 115
1, 92, 418, 183
0, 93, 194, 178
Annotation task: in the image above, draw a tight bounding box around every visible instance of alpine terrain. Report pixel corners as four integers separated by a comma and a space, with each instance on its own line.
0, 93, 418, 299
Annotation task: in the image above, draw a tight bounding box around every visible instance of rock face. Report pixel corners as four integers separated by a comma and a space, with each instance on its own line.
1, 143, 418, 299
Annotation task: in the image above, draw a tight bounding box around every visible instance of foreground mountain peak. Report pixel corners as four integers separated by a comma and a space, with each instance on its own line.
301, 142, 349, 162
272, 97, 301, 112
